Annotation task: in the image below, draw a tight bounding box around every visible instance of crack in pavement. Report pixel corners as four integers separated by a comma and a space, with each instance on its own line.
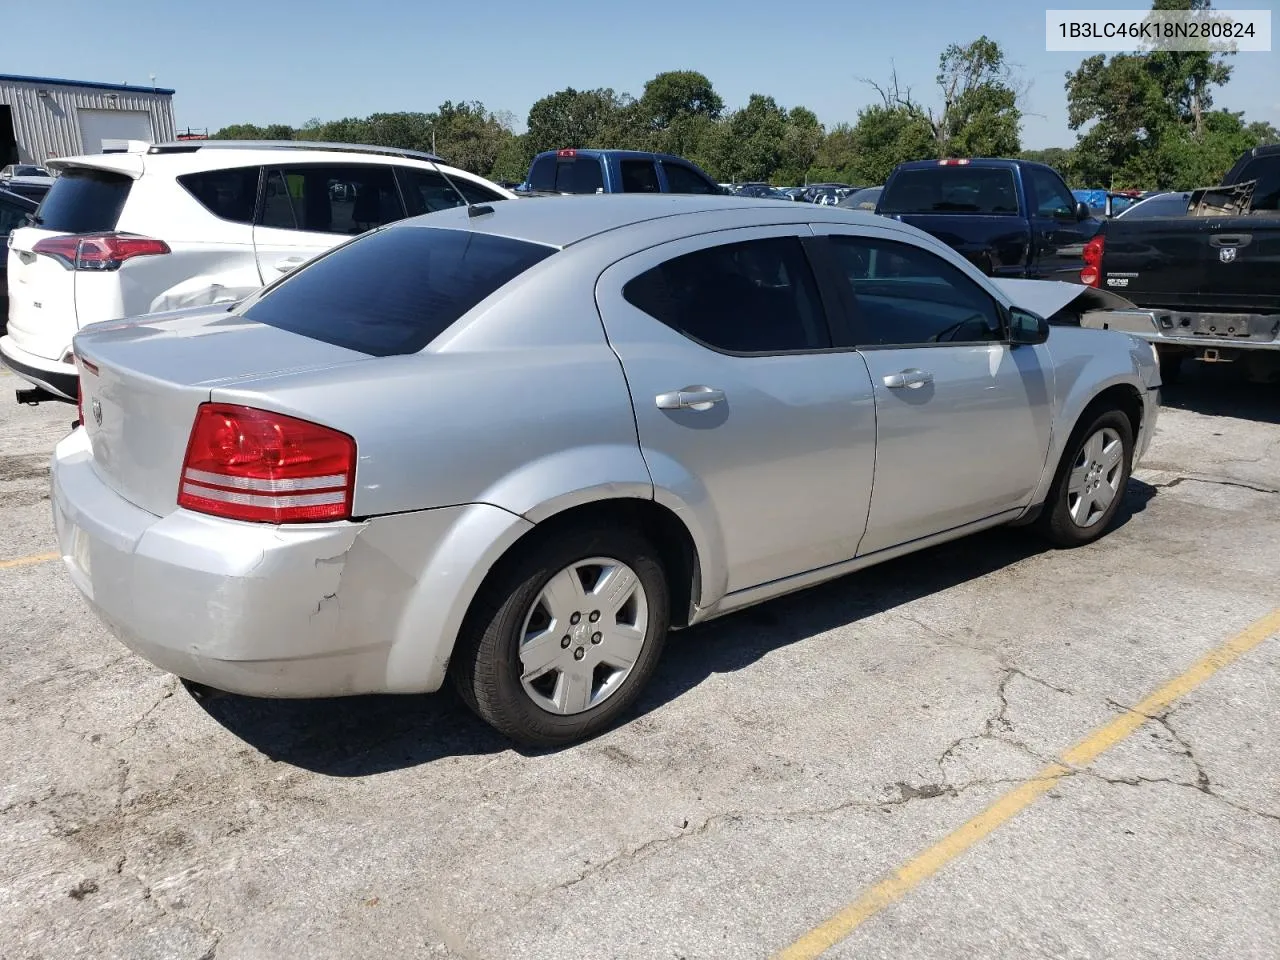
114, 680, 177, 746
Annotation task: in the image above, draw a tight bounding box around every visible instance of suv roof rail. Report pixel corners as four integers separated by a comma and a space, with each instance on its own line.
146, 139, 446, 163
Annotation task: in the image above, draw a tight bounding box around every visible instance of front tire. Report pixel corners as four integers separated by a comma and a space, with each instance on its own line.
451, 525, 669, 747
1037, 409, 1134, 547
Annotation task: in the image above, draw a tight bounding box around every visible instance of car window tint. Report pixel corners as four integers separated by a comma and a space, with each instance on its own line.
242, 226, 555, 356
400, 168, 504, 215
178, 166, 260, 224
1027, 167, 1076, 218
828, 236, 1003, 346
622, 236, 829, 353
662, 162, 716, 194
1238, 156, 1280, 211
260, 164, 404, 235
554, 158, 604, 194
620, 159, 661, 193
1119, 192, 1190, 218
33, 167, 131, 232
879, 167, 1020, 215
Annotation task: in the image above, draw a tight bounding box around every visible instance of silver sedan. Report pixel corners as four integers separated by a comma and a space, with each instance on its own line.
52, 196, 1160, 746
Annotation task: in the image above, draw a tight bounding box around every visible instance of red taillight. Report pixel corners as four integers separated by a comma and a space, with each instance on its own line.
1081, 234, 1105, 287
938, 158, 970, 166
557, 148, 577, 157
177, 404, 356, 523
76, 380, 84, 426
32, 233, 170, 271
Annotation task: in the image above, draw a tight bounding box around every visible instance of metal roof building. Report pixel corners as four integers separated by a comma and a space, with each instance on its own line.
0, 74, 177, 165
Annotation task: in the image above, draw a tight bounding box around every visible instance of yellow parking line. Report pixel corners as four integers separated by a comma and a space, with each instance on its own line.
774, 607, 1280, 960
0, 550, 59, 570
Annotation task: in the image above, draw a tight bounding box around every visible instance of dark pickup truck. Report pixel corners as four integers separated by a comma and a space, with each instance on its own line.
1078, 145, 1280, 381
520, 149, 724, 196
876, 158, 1101, 282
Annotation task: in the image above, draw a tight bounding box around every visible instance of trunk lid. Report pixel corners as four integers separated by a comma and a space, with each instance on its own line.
74, 307, 371, 517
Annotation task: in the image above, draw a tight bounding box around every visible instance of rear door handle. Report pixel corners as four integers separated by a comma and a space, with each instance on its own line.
655, 386, 726, 411
882, 369, 933, 389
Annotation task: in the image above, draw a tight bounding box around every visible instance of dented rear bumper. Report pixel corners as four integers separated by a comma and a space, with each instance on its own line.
50, 427, 532, 698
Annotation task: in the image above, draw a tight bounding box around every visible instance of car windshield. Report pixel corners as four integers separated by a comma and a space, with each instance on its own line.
241, 225, 557, 356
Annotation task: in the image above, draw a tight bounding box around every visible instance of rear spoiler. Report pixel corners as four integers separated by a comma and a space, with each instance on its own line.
45, 153, 146, 179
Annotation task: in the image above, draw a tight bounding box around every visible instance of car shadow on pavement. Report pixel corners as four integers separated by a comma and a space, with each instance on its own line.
193, 479, 1155, 775
1161, 362, 1280, 425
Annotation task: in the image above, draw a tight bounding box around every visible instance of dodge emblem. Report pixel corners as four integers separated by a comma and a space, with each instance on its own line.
1219, 247, 1237, 263
91, 398, 102, 426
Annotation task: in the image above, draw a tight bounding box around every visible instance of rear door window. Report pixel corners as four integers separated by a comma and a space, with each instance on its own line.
620, 159, 661, 193
398, 168, 506, 215
178, 166, 260, 224
259, 164, 405, 235
241, 226, 556, 356
662, 162, 717, 194
33, 167, 132, 232
879, 167, 1020, 215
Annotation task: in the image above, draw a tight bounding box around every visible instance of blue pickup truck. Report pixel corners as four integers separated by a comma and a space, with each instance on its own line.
520, 149, 724, 196
876, 158, 1102, 282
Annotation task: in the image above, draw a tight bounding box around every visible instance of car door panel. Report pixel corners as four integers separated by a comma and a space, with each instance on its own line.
1025, 167, 1097, 282
857, 342, 1052, 553
810, 225, 1054, 555
594, 227, 878, 597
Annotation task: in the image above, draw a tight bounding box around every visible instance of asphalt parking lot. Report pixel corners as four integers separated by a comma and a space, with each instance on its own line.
2, 363, 1278, 960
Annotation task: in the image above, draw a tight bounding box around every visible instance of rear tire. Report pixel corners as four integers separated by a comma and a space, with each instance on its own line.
451, 524, 669, 747
1037, 409, 1134, 548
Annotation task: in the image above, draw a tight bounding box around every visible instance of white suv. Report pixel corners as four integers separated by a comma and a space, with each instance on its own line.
2, 140, 516, 401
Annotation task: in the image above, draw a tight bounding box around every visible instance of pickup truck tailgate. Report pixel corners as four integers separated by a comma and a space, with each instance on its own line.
1102, 216, 1280, 313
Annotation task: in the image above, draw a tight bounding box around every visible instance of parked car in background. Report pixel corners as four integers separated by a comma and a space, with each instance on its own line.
734, 183, 792, 200
804, 183, 853, 204
54, 194, 1159, 747
877, 158, 1101, 281
1073, 188, 1140, 218
1, 164, 50, 179
838, 186, 883, 211
1078, 144, 1280, 382
1114, 191, 1192, 219
0, 188, 39, 336
0, 163, 56, 203
521, 149, 722, 196
1, 139, 514, 403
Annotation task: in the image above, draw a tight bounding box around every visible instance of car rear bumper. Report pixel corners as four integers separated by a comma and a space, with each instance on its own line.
1, 335, 77, 401
51, 428, 534, 698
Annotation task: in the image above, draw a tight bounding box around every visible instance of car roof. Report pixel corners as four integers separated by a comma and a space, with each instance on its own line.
390, 194, 889, 249
533, 148, 693, 163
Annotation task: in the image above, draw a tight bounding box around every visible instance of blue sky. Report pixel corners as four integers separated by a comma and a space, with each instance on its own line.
11, 0, 1278, 149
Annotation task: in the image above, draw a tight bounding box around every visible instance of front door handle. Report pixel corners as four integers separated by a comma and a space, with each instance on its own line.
882, 369, 933, 389
655, 385, 726, 411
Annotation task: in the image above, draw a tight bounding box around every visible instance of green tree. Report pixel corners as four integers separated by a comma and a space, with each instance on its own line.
525, 88, 632, 155
846, 104, 936, 184
212, 122, 294, 140
1065, 0, 1250, 189
930, 37, 1022, 156
640, 70, 723, 129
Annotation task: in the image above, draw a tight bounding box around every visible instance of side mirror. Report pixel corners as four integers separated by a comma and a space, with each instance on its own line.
1008, 307, 1050, 346
1075, 201, 1092, 221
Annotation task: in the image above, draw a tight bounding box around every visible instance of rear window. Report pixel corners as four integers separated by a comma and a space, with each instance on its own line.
554, 158, 605, 194
879, 167, 1020, 215
241, 226, 556, 356
34, 167, 132, 233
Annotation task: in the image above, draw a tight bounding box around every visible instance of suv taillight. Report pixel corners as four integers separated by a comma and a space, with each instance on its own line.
177, 404, 356, 523
32, 233, 170, 271
1080, 235, 1105, 287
